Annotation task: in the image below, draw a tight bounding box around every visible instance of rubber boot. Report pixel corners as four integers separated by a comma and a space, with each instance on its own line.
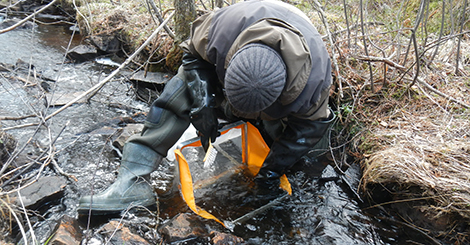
78, 142, 162, 214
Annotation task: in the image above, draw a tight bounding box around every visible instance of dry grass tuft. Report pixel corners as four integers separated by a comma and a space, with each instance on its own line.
354, 47, 470, 220
312, 0, 470, 230
361, 112, 470, 218
74, 0, 174, 63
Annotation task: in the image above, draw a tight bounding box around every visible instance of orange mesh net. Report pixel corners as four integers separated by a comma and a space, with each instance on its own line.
174, 122, 291, 226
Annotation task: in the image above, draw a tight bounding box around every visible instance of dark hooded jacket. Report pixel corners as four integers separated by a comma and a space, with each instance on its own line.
181, 0, 332, 122
130, 0, 334, 178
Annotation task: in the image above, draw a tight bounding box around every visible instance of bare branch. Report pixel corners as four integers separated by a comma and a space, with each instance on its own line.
407, 30, 420, 88
0, 0, 58, 34
403, 0, 426, 64
359, 0, 374, 92
43, 12, 175, 122
0, 115, 36, 120
147, 0, 175, 38
455, 0, 468, 75
414, 77, 470, 109
342, 0, 351, 48
355, 55, 407, 71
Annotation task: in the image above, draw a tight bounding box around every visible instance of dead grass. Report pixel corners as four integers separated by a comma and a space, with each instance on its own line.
306, 0, 470, 238
348, 35, 470, 216
361, 100, 470, 217
74, 0, 175, 64
343, 37, 468, 232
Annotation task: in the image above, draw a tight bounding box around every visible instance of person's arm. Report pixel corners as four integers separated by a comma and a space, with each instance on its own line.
128, 52, 220, 155
182, 53, 220, 152
257, 111, 334, 180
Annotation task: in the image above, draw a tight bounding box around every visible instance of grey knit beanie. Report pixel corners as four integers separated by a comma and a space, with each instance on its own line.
225, 43, 287, 113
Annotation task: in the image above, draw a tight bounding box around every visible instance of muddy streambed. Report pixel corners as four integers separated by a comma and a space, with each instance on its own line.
0, 23, 442, 244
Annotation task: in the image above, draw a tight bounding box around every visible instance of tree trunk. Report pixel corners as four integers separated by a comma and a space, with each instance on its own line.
166, 0, 197, 71
215, 0, 223, 8
173, 0, 197, 44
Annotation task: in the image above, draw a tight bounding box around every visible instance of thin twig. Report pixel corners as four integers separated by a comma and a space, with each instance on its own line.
455, 0, 468, 75
73, 0, 91, 34
147, 0, 175, 38
46, 121, 76, 181
52, 158, 77, 181
1, 120, 70, 187
0, 0, 22, 13
377, 215, 442, 245
17, 187, 37, 244
425, 30, 470, 50
450, 0, 455, 35
83, 130, 128, 240
0, 115, 36, 120
422, 0, 430, 47
43, 11, 175, 122
363, 195, 442, 210
311, 0, 349, 99
0, 199, 28, 245
329, 122, 346, 175
407, 29, 420, 88
364, 24, 390, 85
429, 0, 446, 64
359, 0, 374, 92
416, 82, 449, 114
394, 0, 407, 65
0, 0, 58, 34
393, 30, 470, 87
0, 161, 35, 180
355, 55, 407, 71
342, 0, 350, 48
414, 77, 470, 109
1, 74, 41, 122
46, 21, 79, 111
3, 123, 39, 131
0, 123, 42, 177
325, 21, 385, 39
228, 194, 289, 228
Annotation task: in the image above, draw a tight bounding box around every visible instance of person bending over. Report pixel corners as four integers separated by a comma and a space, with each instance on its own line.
78, 0, 334, 214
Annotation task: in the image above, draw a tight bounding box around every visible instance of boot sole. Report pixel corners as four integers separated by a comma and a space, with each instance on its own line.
77, 199, 156, 215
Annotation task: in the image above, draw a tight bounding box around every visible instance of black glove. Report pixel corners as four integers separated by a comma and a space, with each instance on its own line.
190, 106, 219, 152
257, 113, 335, 179
182, 53, 220, 152
252, 171, 283, 200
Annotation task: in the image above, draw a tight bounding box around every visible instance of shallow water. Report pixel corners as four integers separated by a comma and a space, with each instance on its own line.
0, 21, 443, 244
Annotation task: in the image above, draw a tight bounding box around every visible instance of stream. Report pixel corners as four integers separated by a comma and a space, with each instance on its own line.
0, 21, 443, 244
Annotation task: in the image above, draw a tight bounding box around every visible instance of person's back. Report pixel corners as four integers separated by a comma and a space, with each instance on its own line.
183, 0, 332, 121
